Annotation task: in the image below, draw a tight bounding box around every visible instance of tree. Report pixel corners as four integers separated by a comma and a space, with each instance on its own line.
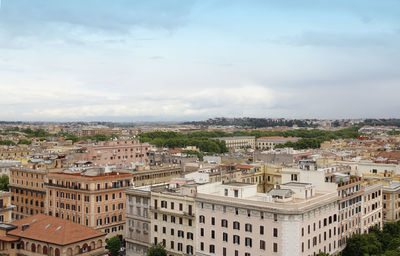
147, 244, 167, 256
316, 253, 330, 256
0, 174, 9, 191
106, 236, 122, 256
18, 139, 31, 145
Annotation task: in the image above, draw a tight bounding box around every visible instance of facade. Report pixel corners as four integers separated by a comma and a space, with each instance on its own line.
214, 136, 255, 150
336, 177, 363, 250
85, 140, 149, 167
382, 182, 400, 223
126, 186, 151, 256
196, 182, 340, 256
45, 168, 131, 239
132, 167, 184, 187
9, 167, 47, 220
0, 214, 106, 256
0, 160, 21, 176
361, 183, 382, 233
151, 180, 197, 256
256, 136, 299, 150
0, 191, 15, 223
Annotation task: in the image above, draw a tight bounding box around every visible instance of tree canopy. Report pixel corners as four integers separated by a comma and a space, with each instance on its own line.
343, 222, 400, 256
0, 174, 9, 191
147, 244, 167, 256
106, 236, 122, 256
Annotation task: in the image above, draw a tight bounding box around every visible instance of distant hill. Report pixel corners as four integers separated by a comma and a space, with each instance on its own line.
182, 117, 316, 128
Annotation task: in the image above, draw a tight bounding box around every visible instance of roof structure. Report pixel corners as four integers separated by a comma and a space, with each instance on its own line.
8, 214, 105, 245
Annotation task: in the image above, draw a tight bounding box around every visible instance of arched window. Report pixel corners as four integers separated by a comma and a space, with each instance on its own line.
43, 246, 48, 255
55, 248, 60, 256
31, 243, 36, 252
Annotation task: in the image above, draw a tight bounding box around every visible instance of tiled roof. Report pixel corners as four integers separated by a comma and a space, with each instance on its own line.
8, 214, 105, 246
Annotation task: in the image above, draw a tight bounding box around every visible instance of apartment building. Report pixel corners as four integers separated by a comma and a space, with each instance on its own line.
382, 181, 400, 223
196, 182, 340, 256
85, 140, 149, 167
361, 183, 382, 233
151, 179, 197, 256
337, 177, 363, 249
9, 167, 47, 220
214, 136, 255, 150
45, 168, 131, 239
0, 191, 15, 223
126, 186, 151, 256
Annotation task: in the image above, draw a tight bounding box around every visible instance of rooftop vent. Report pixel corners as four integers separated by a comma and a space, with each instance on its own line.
56, 226, 62, 231
21, 224, 30, 231
45, 224, 51, 229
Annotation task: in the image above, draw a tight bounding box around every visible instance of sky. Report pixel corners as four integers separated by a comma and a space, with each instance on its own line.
0, 0, 399, 121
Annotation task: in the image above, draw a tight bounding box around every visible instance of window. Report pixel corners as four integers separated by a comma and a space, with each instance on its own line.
209, 245, 215, 253
211, 230, 215, 239
211, 217, 215, 225
221, 219, 228, 228
233, 221, 240, 230
245, 223, 252, 232
260, 240, 265, 250
273, 228, 278, 237
260, 225, 264, 235
273, 243, 278, 252
223, 232, 228, 242
233, 235, 240, 244
199, 215, 205, 223
245, 237, 252, 247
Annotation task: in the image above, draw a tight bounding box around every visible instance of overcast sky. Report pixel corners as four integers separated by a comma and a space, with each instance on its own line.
0, 0, 399, 121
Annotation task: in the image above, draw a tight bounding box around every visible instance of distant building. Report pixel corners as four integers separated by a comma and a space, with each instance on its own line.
0, 214, 106, 256
85, 140, 149, 168
382, 182, 400, 223
0, 160, 21, 176
256, 136, 299, 150
214, 136, 255, 150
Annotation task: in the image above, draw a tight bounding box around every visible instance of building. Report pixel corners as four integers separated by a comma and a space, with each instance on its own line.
196, 182, 339, 256
151, 179, 197, 256
45, 168, 132, 239
0, 191, 15, 223
382, 181, 400, 223
85, 140, 149, 168
126, 186, 151, 256
214, 136, 255, 150
0, 214, 106, 256
361, 182, 382, 233
132, 166, 185, 187
9, 167, 47, 220
0, 160, 21, 176
256, 136, 299, 150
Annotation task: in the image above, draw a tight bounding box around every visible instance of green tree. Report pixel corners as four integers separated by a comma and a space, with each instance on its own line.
316, 253, 330, 256
147, 244, 167, 256
18, 139, 31, 145
0, 174, 9, 191
106, 236, 122, 256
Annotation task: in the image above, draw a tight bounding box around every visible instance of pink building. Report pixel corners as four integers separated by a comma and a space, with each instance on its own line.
196, 182, 340, 256
85, 140, 149, 167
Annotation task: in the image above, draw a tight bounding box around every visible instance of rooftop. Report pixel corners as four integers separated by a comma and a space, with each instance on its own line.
8, 214, 105, 246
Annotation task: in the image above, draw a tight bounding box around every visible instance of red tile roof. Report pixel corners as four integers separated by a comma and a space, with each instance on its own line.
8, 214, 105, 246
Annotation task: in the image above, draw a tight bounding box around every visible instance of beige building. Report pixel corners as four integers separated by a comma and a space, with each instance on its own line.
214, 136, 255, 150
256, 136, 299, 150
126, 186, 151, 256
196, 182, 340, 256
0, 191, 15, 223
382, 181, 400, 223
151, 179, 197, 256
361, 183, 382, 233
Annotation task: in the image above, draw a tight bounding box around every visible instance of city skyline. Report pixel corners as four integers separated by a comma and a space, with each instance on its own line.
0, 0, 399, 121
